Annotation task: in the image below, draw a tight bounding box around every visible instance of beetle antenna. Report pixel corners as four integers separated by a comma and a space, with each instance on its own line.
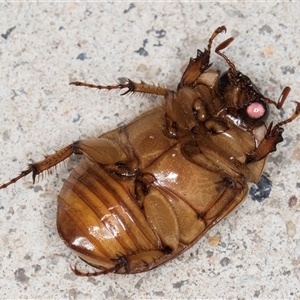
215, 37, 237, 78
206, 25, 227, 65
263, 86, 291, 109
274, 100, 300, 128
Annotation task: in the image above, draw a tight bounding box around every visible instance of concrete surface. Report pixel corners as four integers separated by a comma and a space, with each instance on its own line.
0, 2, 300, 299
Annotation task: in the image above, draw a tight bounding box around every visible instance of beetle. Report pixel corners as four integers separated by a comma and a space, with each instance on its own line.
1, 26, 299, 276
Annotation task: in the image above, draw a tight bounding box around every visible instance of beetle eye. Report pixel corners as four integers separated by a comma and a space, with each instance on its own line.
240, 99, 269, 127
246, 101, 266, 119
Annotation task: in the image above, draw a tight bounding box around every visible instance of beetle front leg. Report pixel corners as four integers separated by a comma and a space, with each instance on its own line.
180, 25, 226, 86
247, 101, 300, 163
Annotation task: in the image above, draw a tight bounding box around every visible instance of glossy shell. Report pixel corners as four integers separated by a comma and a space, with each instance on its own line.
58, 75, 268, 274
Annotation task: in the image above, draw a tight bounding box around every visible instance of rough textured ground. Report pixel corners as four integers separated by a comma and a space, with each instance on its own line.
0, 2, 300, 299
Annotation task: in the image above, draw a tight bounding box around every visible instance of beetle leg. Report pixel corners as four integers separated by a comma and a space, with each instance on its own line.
181, 140, 252, 185
0, 144, 76, 189
71, 256, 127, 276
71, 263, 110, 277
180, 25, 226, 86
70, 79, 171, 97
71, 249, 171, 275
247, 101, 300, 163
0, 135, 140, 189
203, 184, 248, 231
72, 138, 141, 178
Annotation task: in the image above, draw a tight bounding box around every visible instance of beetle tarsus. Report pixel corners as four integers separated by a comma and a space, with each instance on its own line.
0, 168, 32, 190
0, 144, 77, 189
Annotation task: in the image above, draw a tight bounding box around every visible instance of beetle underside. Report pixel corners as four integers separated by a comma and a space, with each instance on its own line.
1, 26, 299, 276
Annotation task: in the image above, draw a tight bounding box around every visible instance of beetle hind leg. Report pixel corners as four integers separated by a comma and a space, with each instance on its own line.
71, 256, 128, 277
0, 144, 77, 190
0, 135, 136, 189
71, 250, 169, 276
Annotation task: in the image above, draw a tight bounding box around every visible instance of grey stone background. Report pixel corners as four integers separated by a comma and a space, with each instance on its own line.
0, 2, 299, 299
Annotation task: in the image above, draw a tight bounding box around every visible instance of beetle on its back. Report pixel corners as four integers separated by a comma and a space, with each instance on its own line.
1, 26, 299, 276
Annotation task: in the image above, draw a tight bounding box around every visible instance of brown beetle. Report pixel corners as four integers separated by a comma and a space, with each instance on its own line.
1, 26, 300, 276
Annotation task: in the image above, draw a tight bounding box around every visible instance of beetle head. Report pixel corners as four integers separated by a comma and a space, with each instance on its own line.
214, 36, 270, 129
217, 69, 269, 128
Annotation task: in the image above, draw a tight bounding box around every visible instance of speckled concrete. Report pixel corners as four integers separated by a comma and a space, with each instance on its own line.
0, 2, 300, 299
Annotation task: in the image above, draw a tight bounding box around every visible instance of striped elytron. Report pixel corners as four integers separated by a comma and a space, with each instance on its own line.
1, 26, 299, 275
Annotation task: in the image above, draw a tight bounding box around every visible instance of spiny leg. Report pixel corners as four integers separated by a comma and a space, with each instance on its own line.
71, 256, 128, 277
70, 78, 171, 97
71, 27, 228, 94
0, 144, 78, 190
0, 136, 137, 189
180, 25, 227, 86
247, 100, 300, 163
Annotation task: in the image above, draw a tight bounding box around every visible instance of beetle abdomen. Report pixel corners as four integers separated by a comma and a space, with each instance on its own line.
57, 130, 250, 274
57, 158, 167, 272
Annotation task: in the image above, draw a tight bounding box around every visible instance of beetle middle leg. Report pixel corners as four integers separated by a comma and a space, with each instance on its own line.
70, 78, 171, 97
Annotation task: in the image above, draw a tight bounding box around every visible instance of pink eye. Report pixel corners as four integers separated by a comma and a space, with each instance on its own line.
246, 102, 266, 119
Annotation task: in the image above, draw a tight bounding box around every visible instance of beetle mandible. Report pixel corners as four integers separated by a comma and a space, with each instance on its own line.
1, 26, 300, 276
